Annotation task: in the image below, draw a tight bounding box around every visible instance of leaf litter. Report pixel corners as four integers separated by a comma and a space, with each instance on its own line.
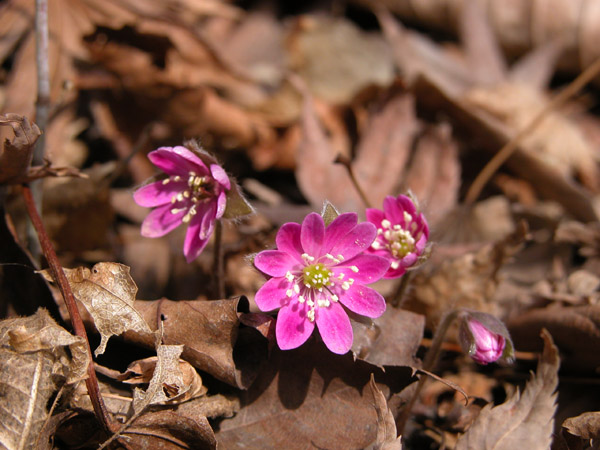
1, 0, 600, 449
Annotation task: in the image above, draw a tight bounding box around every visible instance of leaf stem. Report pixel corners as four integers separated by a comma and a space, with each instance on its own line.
21, 185, 116, 434
334, 153, 372, 209
396, 309, 464, 435
390, 271, 412, 307
213, 219, 225, 299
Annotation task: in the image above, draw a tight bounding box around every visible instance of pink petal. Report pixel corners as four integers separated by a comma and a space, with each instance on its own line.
210, 164, 231, 190
276, 222, 303, 262
215, 191, 227, 219
383, 266, 406, 279
315, 302, 352, 354
383, 195, 415, 225
336, 255, 390, 284
183, 214, 210, 262
338, 284, 386, 318
365, 208, 385, 228
133, 180, 187, 207
141, 204, 184, 238
199, 202, 217, 239
328, 222, 376, 261
255, 250, 297, 277
301, 213, 324, 257
322, 213, 357, 255
148, 146, 208, 176
401, 253, 418, 267
255, 277, 292, 311
276, 300, 314, 350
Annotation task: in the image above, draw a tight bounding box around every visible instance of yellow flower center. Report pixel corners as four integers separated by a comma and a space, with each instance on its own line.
302, 263, 332, 290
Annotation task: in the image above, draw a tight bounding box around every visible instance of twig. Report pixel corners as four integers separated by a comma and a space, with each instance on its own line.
213, 220, 225, 299
465, 55, 600, 206
334, 153, 372, 209
390, 271, 412, 307
396, 309, 463, 435
22, 185, 116, 434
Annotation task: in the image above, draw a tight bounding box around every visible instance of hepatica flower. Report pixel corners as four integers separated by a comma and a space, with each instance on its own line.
366, 194, 429, 279
459, 311, 514, 365
254, 212, 390, 354
133, 145, 230, 262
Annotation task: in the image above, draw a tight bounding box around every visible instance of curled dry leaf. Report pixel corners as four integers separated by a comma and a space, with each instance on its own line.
455, 329, 559, 450
563, 411, 600, 444
367, 375, 403, 450
508, 305, 600, 372
39, 262, 153, 356
0, 309, 87, 450
0, 113, 41, 184
125, 296, 264, 389
122, 346, 207, 410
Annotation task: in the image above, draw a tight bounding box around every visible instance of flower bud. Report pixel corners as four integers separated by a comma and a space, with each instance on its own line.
459, 312, 514, 365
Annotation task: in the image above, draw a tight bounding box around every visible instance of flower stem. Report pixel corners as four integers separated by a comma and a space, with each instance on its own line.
334, 153, 372, 208
396, 308, 464, 435
390, 271, 413, 307
22, 185, 116, 434
213, 219, 225, 299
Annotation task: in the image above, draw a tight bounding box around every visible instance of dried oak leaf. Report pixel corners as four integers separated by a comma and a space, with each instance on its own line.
216, 339, 415, 449
455, 329, 559, 450
0, 309, 87, 450
368, 375, 403, 450
508, 305, 600, 372
39, 262, 153, 356
125, 296, 264, 389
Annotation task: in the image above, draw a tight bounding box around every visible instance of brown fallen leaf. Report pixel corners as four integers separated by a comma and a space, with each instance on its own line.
563, 411, 600, 448
39, 262, 153, 356
0, 114, 41, 184
121, 346, 206, 409
0, 309, 87, 450
125, 296, 264, 389
508, 305, 600, 372
454, 329, 559, 450
368, 375, 403, 450
351, 307, 424, 368
216, 338, 415, 449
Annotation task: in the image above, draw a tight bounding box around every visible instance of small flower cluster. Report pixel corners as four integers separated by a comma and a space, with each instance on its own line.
134, 146, 515, 360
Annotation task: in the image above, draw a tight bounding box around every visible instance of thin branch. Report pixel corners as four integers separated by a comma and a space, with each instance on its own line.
465, 55, 600, 205
334, 153, 372, 208
22, 185, 116, 434
213, 220, 225, 299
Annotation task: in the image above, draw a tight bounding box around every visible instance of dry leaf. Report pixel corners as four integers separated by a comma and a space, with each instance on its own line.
216, 339, 415, 449
0, 114, 41, 184
124, 296, 264, 389
0, 309, 87, 450
122, 346, 206, 409
39, 262, 153, 356
508, 305, 600, 372
352, 307, 424, 368
563, 411, 600, 448
367, 375, 403, 450
288, 15, 394, 104
455, 329, 559, 450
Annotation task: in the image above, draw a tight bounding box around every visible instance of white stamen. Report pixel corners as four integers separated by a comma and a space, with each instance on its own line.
403, 211, 412, 223
391, 261, 400, 270
294, 284, 300, 294
307, 309, 315, 322
371, 241, 381, 250
162, 178, 170, 185
381, 219, 391, 229
331, 294, 339, 302
298, 295, 305, 303
350, 265, 359, 273
286, 289, 294, 298
341, 281, 350, 290
285, 271, 294, 282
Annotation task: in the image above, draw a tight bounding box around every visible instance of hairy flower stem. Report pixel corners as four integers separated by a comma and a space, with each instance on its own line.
390, 271, 413, 307
213, 219, 225, 299
22, 185, 116, 434
396, 309, 463, 435
334, 154, 372, 208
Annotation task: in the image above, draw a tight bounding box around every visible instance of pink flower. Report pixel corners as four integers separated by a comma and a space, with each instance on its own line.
366, 194, 429, 279
133, 145, 230, 263
254, 212, 390, 354
459, 317, 508, 365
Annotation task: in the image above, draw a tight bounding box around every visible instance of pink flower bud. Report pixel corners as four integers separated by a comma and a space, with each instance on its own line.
459, 312, 514, 365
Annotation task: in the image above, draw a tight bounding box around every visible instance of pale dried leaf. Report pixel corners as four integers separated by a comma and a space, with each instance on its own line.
39, 262, 153, 356
0, 309, 86, 450
455, 329, 559, 450
563, 411, 600, 441
367, 375, 402, 450
132, 344, 189, 414
0, 114, 41, 184
122, 353, 206, 406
